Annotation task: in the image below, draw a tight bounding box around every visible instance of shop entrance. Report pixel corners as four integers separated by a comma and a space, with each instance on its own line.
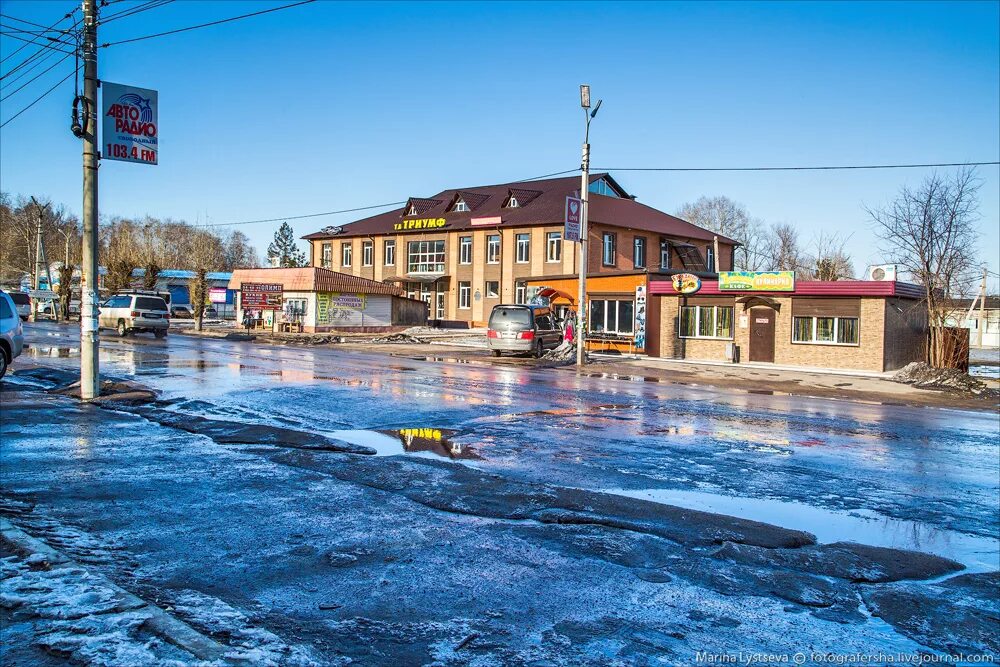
749, 307, 776, 362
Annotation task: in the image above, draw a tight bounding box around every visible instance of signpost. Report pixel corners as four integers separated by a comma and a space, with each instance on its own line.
718, 271, 795, 292
102, 82, 159, 165
564, 196, 581, 243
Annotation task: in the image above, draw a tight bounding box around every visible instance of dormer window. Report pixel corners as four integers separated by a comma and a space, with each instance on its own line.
452, 199, 469, 213
406, 204, 418, 216
507, 197, 519, 208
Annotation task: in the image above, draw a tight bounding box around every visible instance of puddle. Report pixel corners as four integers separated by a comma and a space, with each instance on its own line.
321, 428, 478, 459
601, 487, 1000, 573
25, 346, 79, 358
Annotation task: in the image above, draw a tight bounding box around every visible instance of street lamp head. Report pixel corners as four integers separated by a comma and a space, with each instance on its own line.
590, 99, 602, 119
580, 84, 591, 109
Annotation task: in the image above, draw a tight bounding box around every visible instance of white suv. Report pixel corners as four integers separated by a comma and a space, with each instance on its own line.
99, 293, 170, 338
0, 290, 25, 379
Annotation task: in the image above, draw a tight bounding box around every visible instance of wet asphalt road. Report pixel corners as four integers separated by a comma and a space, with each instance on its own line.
3, 320, 999, 664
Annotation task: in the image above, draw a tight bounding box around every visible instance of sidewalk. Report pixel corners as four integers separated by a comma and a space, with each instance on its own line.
633, 356, 895, 379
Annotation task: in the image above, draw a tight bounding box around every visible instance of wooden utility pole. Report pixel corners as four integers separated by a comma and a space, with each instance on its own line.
978, 267, 987, 349
80, 0, 100, 399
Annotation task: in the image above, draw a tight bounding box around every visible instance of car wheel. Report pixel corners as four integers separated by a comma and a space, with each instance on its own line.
117, 320, 128, 337
154, 329, 166, 339
491, 350, 501, 358
0, 351, 7, 380
533, 340, 544, 359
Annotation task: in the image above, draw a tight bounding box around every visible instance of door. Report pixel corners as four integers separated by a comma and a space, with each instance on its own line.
748, 307, 776, 362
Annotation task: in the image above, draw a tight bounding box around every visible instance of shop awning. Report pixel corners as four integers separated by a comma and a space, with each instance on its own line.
736, 295, 781, 311
403, 273, 449, 284
534, 286, 576, 304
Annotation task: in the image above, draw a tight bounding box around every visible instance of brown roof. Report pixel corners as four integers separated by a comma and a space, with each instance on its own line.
303, 173, 737, 245
227, 267, 403, 296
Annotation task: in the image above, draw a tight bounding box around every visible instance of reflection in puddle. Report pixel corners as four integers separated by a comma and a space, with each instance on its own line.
603, 487, 1000, 573
322, 427, 478, 459
26, 346, 79, 358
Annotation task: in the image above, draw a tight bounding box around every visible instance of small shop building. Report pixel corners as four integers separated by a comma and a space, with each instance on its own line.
228, 267, 427, 333
648, 277, 928, 372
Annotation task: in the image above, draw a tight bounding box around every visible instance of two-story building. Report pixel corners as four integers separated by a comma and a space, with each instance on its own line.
303, 173, 736, 329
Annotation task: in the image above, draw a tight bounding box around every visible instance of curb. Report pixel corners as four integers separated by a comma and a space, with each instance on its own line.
0, 517, 229, 662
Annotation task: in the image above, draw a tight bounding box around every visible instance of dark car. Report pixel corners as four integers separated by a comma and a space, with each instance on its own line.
170, 305, 192, 319
486, 304, 563, 358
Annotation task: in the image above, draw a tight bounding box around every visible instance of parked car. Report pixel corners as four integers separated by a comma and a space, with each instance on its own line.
203, 305, 218, 319
486, 304, 563, 358
98, 292, 170, 338
0, 290, 25, 379
170, 304, 192, 319
9, 291, 31, 321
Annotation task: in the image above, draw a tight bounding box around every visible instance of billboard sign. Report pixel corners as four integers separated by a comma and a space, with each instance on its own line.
241, 282, 283, 310
208, 287, 228, 304
718, 271, 795, 292
102, 81, 158, 165
564, 197, 581, 242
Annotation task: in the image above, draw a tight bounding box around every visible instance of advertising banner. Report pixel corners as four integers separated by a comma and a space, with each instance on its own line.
102, 81, 158, 165
241, 283, 283, 310
718, 271, 795, 292
564, 197, 581, 242
634, 285, 647, 350
208, 287, 228, 304
671, 273, 702, 294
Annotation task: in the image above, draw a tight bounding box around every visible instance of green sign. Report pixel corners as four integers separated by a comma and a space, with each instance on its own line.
718, 271, 795, 292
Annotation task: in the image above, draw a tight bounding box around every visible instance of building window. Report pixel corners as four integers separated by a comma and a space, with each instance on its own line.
459, 236, 473, 264
588, 178, 620, 198
515, 282, 527, 304
660, 238, 671, 269
453, 199, 469, 212
321, 243, 332, 269
407, 240, 446, 274
589, 299, 635, 335
546, 232, 562, 262
706, 246, 716, 272
507, 196, 519, 208
384, 240, 395, 266
362, 240, 373, 267
341, 242, 352, 268
679, 305, 734, 340
485, 281, 500, 298
406, 204, 418, 216
516, 233, 530, 263
458, 282, 471, 309
487, 234, 501, 263
602, 232, 617, 266
793, 316, 859, 345
633, 237, 646, 269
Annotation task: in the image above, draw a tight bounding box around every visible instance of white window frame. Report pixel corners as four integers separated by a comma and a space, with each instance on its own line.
546, 232, 562, 263
659, 238, 671, 270
515, 282, 527, 304
487, 235, 501, 264
678, 305, 735, 340
362, 240, 373, 267
458, 282, 471, 309
384, 240, 395, 266
453, 200, 469, 213
321, 243, 332, 269
633, 237, 646, 269
485, 281, 500, 298
706, 246, 716, 272
515, 234, 530, 264
459, 236, 473, 264
589, 299, 635, 336
407, 240, 445, 274
341, 242, 352, 268
507, 196, 519, 208
602, 232, 616, 266
792, 315, 860, 346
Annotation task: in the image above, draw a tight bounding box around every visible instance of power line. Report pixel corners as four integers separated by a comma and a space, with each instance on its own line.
198, 201, 407, 228
591, 161, 1000, 173
0, 65, 76, 129
100, 0, 175, 25
0, 41, 61, 89
0, 5, 76, 65
0, 50, 72, 102
0, 12, 77, 34
100, 0, 316, 47
0, 30, 75, 53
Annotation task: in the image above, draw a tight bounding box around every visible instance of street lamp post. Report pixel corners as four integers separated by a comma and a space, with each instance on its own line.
576, 85, 601, 367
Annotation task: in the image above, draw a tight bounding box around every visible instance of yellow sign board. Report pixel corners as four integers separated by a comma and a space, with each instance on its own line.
394, 217, 447, 232
718, 271, 795, 292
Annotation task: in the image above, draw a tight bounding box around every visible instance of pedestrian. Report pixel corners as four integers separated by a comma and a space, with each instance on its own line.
564, 315, 575, 344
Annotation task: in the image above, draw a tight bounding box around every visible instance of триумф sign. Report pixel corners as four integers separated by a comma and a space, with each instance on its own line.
102, 81, 158, 165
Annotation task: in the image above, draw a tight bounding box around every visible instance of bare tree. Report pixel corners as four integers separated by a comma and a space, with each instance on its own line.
765, 223, 806, 276
867, 168, 981, 367
188, 232, 223, 332
677, 196, 769, 270
222, 230, 259, 270
102, 218, 140, 293
807, 231, 854, 281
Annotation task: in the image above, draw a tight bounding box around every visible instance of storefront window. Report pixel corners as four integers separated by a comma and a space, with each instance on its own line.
679, 305, 734, 340
515, 282, 527, 304
792, 316, 859, 345
407, 240, 445, 274
590, 299, 634, 335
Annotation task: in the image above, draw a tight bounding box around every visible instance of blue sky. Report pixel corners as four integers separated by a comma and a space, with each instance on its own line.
1, 0, 998, 288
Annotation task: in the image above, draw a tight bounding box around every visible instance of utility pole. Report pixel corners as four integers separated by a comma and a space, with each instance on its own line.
577, 85, 601, 367
978, 267, 987, 349
31, 198, 45, 321
80, 0, 100, 399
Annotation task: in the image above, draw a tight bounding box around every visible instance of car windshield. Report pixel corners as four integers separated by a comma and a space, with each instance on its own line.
135, 297, 168, 311
489, 307, 532, 330
9, 292, 30, 305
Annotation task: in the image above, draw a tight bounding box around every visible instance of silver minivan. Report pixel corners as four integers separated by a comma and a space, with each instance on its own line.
0, 290, 25, 379
99, 293, 170, 337
487, 304, 563, 358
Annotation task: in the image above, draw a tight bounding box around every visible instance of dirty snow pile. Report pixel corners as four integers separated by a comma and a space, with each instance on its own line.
542, 341, 578, 363
371, 332, 427, 344
892, 362, 990, 395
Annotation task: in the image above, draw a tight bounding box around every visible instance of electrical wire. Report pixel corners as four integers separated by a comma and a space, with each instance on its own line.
591, 161, 1000, 172
0, 31, 75, 53
0, 41, 61, 90
99, 0, 316, 47
0, 5, 76, 65
0, 50, 72, 102
0, 12, 74, 32
0, 65, 76, 129
99, 0, 174, 25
